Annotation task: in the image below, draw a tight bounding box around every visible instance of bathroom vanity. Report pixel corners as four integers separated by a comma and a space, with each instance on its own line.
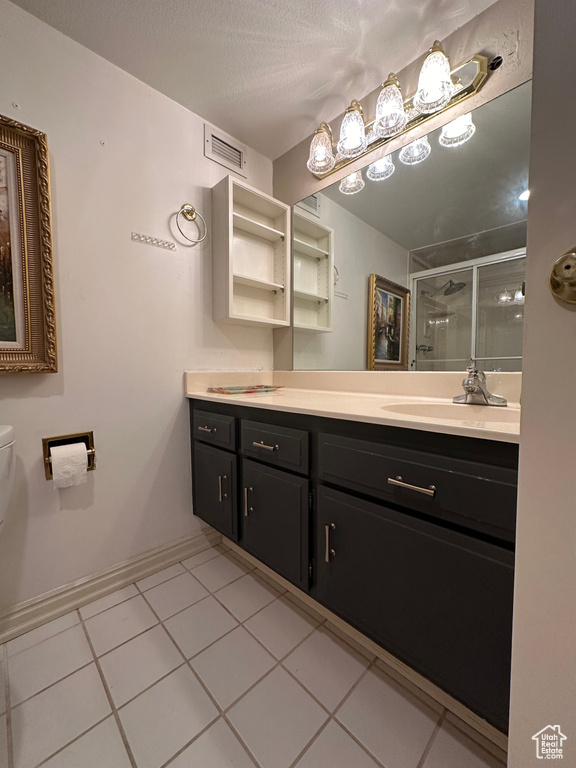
188, 388, 518, 734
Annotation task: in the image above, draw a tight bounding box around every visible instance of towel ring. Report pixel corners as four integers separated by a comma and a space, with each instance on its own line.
176, 204, 208, 244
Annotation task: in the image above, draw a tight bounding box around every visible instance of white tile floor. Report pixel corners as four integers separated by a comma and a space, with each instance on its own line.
0, 545, 507, 768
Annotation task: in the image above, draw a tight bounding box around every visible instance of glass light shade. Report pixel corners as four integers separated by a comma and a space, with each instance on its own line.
307, 125, 335, 173
497, 289, 513, 304
339, 171, 365, 195
398, 136, 431, 166
367, 155, 395, 181
514, 288, 525, 303
439, 113, 476, 148
337, 103, 367, 158
373, 74, 407, 138
413, 41, 453, 114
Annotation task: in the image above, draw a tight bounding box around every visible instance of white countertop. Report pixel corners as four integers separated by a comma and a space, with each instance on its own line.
186, 387, 521, 443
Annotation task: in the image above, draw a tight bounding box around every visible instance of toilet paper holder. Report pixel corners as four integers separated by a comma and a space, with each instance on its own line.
42, 431, 96, 480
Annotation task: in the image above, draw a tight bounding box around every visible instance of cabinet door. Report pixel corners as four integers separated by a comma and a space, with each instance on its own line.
241, 459, 309, 590
315, 486, 514, 733
193, 443, 237, 540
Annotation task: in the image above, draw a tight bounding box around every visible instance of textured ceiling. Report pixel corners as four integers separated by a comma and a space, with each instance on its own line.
320, 81, 531, 252
10, 0, 498, 159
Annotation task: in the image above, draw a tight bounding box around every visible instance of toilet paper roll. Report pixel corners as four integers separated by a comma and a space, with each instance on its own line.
51, 443, 88, 489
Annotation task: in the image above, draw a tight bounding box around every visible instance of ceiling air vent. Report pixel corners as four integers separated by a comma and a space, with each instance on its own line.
204, 123, 248, 178
296, 194, 321, 218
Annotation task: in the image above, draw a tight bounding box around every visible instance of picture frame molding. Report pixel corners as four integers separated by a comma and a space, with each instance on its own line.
367, 273, 410, 371
0, 113, 57, 373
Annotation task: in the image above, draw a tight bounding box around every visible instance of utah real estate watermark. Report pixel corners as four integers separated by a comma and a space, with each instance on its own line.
532, 725, 567, 760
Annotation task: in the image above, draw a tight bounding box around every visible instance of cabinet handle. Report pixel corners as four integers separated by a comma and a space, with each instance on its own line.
198, 426, 216, 434
218, 475, 228, 502
252, 441, 279, 452
387, 476, 437, 497
325, 523, 336, 562
244, 486, 253, 517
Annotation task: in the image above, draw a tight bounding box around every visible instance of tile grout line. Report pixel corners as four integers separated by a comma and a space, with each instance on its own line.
33, 714, 114, 768
416, 708, 447, 768
135, 579, 263, 768
286, 718, 333, 768
6, 546, 473, 768
158, 553, 389, 766
196, 581, 387, 767
289, 661, 391, 768
77, 611, 139, 768
3, 642, 14, 768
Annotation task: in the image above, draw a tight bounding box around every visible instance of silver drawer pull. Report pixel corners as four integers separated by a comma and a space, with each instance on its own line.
324, 522, 336, 563
198, 426, 216, 434
388, 476, 437, 497
244, 486, 253, 517
252, 441, 279, 452
218, 475, 228, 502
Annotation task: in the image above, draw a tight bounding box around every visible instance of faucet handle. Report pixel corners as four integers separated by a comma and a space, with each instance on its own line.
465, 365, 486, 382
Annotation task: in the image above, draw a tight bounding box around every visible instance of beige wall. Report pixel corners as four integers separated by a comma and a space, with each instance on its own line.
508, 0, 576, 764
294, 196, 408, 370
0, 0, 273, 610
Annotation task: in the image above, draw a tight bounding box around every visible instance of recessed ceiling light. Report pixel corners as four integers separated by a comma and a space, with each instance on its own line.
519, 189, 530, 201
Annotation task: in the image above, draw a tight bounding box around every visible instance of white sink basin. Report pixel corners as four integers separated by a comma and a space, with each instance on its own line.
381, 402, 520, 424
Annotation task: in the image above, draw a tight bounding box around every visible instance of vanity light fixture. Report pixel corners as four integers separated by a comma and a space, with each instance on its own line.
439, 112, 476, 147
399, 136, 431, 166
366, 155, 395, 181
337, 100, 367, 158
373, 74, 407, 138
518, 189, 530, 201
307, 122, 336, 174
413, 41, 453, 114
306, 43, 492, 179
339, 170, 365, 195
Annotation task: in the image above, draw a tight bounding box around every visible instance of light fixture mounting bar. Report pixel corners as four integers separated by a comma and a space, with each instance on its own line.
312, 54, 489, 179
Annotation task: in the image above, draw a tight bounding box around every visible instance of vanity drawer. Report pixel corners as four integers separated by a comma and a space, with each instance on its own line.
241, 420, 309, 474
318, 433, 517, 541
193, 409, 236, 450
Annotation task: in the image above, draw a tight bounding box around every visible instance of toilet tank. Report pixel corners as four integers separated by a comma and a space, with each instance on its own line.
0, 425, 15, 535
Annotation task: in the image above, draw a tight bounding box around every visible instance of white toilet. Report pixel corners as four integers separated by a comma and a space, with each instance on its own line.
0, 425, 15, 539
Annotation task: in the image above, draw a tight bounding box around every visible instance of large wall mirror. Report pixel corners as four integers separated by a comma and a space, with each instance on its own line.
292, 81, 531, 372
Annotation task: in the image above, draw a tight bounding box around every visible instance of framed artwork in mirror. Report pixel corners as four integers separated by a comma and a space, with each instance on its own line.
0, 114, 56, 373
368, 274, 410, 370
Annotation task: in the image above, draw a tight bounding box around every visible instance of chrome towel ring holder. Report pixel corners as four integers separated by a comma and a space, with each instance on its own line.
176, 204, 208, 245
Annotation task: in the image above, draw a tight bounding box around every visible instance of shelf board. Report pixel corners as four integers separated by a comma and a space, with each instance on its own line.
229, 313, 290, 328
233, 213, 285, 243
293, 238, 329, 259
233, 274, 285, 292
294, 289, 329, 302
294, 322, 332, 333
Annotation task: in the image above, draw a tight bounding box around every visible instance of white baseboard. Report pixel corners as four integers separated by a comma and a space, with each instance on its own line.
0, 528, 221, 645
222, 537, 508, 758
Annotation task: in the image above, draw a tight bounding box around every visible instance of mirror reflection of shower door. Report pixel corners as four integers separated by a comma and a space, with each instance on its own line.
415, 268, 473, 371
476, 258, 525, 371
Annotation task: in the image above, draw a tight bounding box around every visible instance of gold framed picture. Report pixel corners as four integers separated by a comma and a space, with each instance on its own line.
0, 114, 57, 373
367, 274, 410, 371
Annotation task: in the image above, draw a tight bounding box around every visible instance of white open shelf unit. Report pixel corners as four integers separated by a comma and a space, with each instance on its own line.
292, 212, 334, 332
212, 175, 291, 327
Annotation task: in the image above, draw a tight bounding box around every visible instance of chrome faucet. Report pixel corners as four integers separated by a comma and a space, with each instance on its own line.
453, 366, 507, 407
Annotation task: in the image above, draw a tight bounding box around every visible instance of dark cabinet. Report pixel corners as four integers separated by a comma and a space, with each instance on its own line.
189, 399, 518, 733
241, 459, 309, 589
314, 486, 514, 733
192, 443, 238, 540
318, 432, 517, 542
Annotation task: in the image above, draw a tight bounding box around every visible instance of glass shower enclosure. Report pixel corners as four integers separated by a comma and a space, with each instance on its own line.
411, 250, 526, 371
